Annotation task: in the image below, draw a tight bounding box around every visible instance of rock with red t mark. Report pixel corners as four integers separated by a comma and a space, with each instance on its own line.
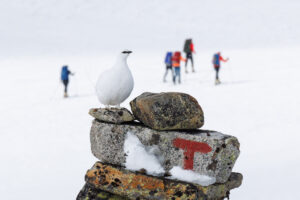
90, 119, 240, 183
130, 92, 204, 130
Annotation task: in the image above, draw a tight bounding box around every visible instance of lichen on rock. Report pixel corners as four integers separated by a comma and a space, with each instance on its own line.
130, 92, 204, 130
81, 162, 243, 200
90, 120, 240, 183
89, 107, 135, 124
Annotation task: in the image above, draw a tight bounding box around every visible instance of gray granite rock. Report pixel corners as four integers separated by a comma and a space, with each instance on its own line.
90, 120, 240, 183
130, 92, 204, 130
89, 107, 134, 124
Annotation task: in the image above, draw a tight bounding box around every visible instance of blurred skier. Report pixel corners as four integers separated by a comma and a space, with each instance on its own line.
163, 52, 173, 82
172, 51, 186, 84
183, 39, 195, 73
212, 52, 229, 85
61, 65, 74, 97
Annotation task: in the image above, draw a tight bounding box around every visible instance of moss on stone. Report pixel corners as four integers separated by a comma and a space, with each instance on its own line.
97, 192, 109, 199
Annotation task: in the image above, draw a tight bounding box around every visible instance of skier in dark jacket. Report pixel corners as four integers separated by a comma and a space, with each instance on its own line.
183, 39, 195, 73
61, 65, 74, 97
163, 52, 173, 82
212, 52, 229, 85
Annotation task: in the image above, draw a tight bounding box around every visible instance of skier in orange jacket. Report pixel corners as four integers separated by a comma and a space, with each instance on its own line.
172, 51, 186, 84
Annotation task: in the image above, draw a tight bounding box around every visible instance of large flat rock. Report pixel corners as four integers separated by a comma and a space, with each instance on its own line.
90, 120, 240, 183
81, 162, 243, 200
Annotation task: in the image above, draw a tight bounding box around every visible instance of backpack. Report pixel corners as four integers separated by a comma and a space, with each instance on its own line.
61, 66, 69, 80
212, 54, 219, 65
165, 52, 173, 65
183, 39, 192, 53
172, 51, 181, 63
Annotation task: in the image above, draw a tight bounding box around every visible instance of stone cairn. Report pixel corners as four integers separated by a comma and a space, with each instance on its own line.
77, 92, 243, 200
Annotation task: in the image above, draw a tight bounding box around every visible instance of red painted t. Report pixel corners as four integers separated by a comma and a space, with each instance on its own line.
173, 138, 212, 170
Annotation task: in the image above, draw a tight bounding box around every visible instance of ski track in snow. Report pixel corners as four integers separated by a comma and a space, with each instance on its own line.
0, 0, 300, 199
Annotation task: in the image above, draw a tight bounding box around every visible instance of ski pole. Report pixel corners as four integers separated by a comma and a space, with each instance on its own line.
227, 59, 234, 83
73, 73, 79, 97
84, 64, 97, 88
49, 82, 61, 101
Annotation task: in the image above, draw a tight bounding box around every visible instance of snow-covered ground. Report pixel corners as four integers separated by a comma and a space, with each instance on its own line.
1, 48, 299, 200
1, 0, 300, 199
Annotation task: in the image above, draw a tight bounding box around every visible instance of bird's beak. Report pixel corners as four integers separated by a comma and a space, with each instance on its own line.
122, 50, 132, 54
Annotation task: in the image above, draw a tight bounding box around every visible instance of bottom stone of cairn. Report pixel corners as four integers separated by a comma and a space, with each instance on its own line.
77, 184, 127, 200
77, 162, 243, 200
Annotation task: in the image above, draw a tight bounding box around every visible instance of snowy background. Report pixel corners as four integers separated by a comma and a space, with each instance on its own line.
0, 0, 300, 199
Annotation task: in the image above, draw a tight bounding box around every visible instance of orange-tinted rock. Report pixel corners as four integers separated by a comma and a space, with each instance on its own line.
83, 162, 243, 200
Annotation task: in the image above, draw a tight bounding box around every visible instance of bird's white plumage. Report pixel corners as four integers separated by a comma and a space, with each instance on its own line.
96, 51, 134, 107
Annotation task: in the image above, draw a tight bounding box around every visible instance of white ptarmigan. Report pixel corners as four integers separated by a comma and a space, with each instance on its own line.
96, 50, 134, 107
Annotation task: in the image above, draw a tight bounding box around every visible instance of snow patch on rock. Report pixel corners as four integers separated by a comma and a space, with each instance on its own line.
124, 132, 165, 175
169, 166, 216, 186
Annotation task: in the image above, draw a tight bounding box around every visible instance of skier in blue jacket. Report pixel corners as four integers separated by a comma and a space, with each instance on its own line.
163, 52, 173, 82
61, 65, 74, 97
212, 52, 229, 85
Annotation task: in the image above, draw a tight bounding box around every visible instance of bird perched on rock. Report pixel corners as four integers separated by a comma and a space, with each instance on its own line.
96, 50, 134, 108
